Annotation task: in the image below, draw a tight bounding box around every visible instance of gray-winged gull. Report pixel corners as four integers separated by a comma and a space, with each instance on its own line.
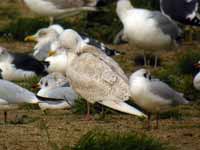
34, 72, 78, 110
23, 0, 103, 24
56, 29, 146, 119
0, 69, 39, 122
0, 47, 47, 81
129, 68, 189, 129
116, 0, 182, 67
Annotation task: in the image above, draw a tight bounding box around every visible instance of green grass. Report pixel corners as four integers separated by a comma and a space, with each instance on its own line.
160, 108, 183, 120
72, 129, 169, 150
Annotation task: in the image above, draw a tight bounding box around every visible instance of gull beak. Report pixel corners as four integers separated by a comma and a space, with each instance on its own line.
194, 63, 200, 68
48, 50, 57, 57
32, 83, 40, 89
24, 35, 37, 42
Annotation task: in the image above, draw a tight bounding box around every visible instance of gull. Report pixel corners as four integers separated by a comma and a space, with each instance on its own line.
25, 24, 63, 61
0, 47, 47, 81
193, 61, 200, 90
0, 69, 39, 123
129, 69, 189, 129
56, 29, 146, 119
160, 0, 200, 26
23, 0, 103, 24
34, 72, 78, 110
116, 0, 182, 67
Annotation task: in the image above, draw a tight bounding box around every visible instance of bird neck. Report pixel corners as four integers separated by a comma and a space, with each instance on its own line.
116, 0, 133, 21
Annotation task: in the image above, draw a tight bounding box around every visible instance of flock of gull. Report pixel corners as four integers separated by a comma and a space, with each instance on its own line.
0, 0, 200, 129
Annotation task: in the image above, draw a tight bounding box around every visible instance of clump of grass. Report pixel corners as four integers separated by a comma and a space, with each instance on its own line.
14, 76, 41, 92
73, 129, 168, 150
10, 115, 40, 125
0, 17, 49, 41
160, 108, 183, 120
176, 50, 200, 75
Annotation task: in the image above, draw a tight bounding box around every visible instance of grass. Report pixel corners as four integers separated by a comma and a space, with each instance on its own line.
72, 129, 169, 150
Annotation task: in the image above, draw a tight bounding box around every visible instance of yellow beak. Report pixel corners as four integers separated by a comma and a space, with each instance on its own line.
48, 50, 57, 57
24, 35, 37, 42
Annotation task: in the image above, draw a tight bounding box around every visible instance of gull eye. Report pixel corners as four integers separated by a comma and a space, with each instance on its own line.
143, 73, 147, 78
40, 81, 43, 85
45, 82, 48, 87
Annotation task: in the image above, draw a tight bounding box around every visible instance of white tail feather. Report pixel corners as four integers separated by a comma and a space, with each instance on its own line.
98, 101, 147, 118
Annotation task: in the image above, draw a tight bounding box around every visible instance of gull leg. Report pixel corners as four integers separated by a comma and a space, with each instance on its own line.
143, 50, 147, 67
154, 55, 158, 68
85, 102, 93, 121
155, 113, 159, 129
49, 17, 54, 25
4, 111, 7, 123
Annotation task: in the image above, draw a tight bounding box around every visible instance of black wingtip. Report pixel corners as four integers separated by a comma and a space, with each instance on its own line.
0, 69, 2, 79
36, 95, 64, 102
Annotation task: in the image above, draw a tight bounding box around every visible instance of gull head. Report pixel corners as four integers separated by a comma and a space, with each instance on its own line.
48, 24, 64, 35
129, 68, 151, 81
38, 72, 68, 89
194, 61, 200, 68
25, 28, 59, 43
59, 29, 85, 54
0, 47, 10, 61
116, 0, 133, 18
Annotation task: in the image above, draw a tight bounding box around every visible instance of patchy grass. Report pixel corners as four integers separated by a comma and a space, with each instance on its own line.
73, 129, 169, 150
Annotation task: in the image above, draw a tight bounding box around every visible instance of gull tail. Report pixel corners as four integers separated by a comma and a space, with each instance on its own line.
98, 101, 147, 118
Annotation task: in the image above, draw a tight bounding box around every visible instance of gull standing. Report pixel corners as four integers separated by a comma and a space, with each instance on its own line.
23, 0, 103, 24
56, 29, 146, 119
0, 47, 47, 81
129, 69, 189, 129
34, 72, 78, 110
116, 0, 182, 67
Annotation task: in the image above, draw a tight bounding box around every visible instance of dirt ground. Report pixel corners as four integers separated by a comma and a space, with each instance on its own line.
0, 104, 200, 150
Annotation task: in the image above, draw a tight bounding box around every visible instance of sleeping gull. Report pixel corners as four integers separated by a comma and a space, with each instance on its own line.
56, 29, 146, 119
0, 47, 47, 81
34, 72, 78, 110
23, 0, 103, 24
116, 0, 182, 67
160, 0, 200, 26
193, 61, 200, 90
129, 69, 189, 129
0, 70, 39, 122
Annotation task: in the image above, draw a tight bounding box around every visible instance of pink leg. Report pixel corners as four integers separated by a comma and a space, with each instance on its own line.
84, 102, 93, 121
